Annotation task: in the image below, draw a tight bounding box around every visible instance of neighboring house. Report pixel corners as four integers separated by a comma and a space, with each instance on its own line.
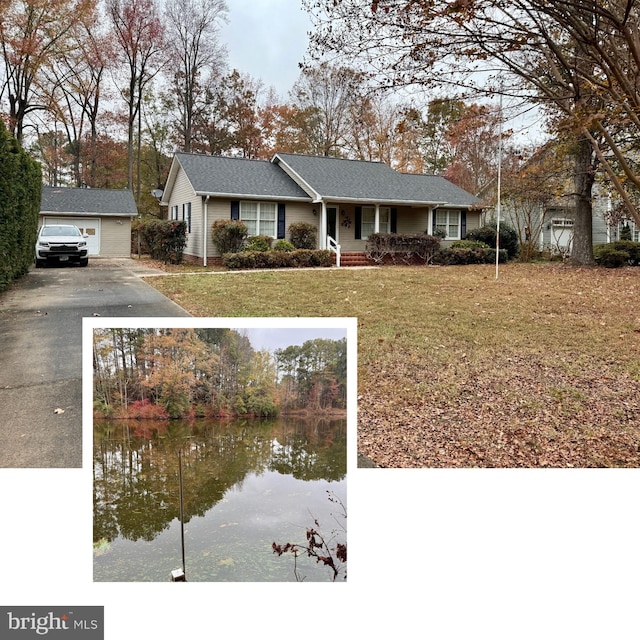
161, 152, 482, 265
498, 185, 614, 257
40, 186, 138, 257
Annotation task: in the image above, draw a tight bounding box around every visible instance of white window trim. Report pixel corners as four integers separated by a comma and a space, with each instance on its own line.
361, 206, 390, 240
240, 201, 277, 237
435, 209, 461, 240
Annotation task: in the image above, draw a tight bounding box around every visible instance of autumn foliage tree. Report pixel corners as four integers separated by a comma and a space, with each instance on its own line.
302, 0, 640, 264
0, 0, 96, 143
93, 329, 347, 420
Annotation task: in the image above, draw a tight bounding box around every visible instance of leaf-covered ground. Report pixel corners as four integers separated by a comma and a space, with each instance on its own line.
146, 262, 640, 468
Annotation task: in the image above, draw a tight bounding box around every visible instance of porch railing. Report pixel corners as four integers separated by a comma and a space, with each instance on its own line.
327, 234, 341, 267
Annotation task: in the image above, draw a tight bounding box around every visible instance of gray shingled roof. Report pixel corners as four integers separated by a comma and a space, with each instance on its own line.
41, 186, 138, 217
273, 153, 481, 207
174, 153, 312, 200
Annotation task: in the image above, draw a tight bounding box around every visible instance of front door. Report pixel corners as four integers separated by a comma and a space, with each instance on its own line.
327, 207, 337, 241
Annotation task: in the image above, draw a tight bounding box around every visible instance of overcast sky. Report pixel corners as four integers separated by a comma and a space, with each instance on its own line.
244, 327, 347, 352
220, 0, 312, 99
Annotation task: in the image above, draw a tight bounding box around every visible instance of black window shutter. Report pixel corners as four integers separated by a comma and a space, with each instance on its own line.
390, 208, 397, 234
432, 208, 438, 234
461, 210, 467, 239
355, 206, 362, 240
231, 201, 240, 220
187, 202, 192, 233
277, 203, 286, 239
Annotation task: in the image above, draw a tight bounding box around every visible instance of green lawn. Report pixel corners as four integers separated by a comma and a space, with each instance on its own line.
146, 263, 640, 467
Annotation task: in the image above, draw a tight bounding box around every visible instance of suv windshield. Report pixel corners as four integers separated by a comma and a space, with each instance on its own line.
40, 226, 81, 237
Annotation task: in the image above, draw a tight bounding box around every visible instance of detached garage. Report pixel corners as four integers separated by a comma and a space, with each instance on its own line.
40, 186, 138, 257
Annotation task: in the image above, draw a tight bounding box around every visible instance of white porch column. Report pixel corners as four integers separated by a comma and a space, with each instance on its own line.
203, 195, 209, 266
318, 200, 327, 249
320, 201, 327, 249
374, 204, 380, 234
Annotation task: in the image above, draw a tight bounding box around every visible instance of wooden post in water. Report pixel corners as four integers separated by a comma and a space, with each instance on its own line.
171, 449, 187, 582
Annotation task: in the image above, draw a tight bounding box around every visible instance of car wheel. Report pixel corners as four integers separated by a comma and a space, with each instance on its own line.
35, 259, 45, 268
80, 259, 89, 267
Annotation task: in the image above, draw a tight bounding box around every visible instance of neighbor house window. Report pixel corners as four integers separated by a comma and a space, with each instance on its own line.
241, 201, 276, 236
618, 220, 639, 241
361, 206, 390, 239
435, 209, 460, 239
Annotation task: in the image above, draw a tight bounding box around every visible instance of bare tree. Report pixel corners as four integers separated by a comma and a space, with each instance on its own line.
164, 0, 228, 153
107, 0, 165, 196
291, 63, 364, 156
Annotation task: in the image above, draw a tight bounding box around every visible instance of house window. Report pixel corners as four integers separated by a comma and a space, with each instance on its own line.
183, 202, 191, 233
170, 205, 179, 220
240, 201, 276, 236
435, 209, 460, 239
552, 218, 574, 227
361, 206, 390, 239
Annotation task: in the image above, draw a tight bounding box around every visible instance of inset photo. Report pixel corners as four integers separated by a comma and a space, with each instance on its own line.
86, 318, 355, 582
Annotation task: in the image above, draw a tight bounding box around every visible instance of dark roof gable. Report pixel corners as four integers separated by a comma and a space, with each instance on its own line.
173, 153, 312, 201
41, 186, 138, 217
273, 153, 481, 207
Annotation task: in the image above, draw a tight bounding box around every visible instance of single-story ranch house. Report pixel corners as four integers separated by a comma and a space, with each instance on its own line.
161, 152, 482, 266
40, 186, 138, 257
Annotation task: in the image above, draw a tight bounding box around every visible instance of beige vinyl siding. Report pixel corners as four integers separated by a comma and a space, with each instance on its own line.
168, 169, 201, 257
282, 201, 317, 245
466, 210, 481, 233
204, 198, 318, 258
397, 207, 431, 235
100, 218, 133, 257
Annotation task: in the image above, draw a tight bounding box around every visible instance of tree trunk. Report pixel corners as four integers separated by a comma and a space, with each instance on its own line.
569, 135, 595, 266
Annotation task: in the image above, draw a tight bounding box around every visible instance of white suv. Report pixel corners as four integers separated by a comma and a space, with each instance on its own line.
35, 224, 89, 267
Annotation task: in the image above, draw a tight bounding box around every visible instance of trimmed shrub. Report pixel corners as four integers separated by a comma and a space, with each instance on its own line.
433, 246, 508, 265
0, 121, 42, 292
212, 219, 248, 254
466, 222, 519, 259
288, 222, 317, 249
451, 239, 491, 250
365, 233, 441, 264
610, 240, 640, 265
593, 243, 640, 268
222, 249, 334, 269
243, 235, 273, 252
139, 219, 187, 263
273, 239, 295, 252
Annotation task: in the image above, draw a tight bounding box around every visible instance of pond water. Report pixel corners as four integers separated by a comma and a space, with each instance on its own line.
93, 416, 346, 582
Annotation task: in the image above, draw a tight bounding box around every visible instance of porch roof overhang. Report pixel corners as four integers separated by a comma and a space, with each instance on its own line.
316, 196, 449, 207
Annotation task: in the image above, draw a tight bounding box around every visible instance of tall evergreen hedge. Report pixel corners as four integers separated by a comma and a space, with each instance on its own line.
0, 121, 42, 292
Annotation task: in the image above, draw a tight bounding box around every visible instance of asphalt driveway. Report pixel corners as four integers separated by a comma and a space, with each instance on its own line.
0, 258, 190, 468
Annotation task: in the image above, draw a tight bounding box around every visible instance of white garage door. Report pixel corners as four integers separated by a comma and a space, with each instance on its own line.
43, 217, 101, 255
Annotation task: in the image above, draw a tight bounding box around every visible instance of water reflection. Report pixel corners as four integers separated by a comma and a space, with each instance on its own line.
93, 416, 346, 582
